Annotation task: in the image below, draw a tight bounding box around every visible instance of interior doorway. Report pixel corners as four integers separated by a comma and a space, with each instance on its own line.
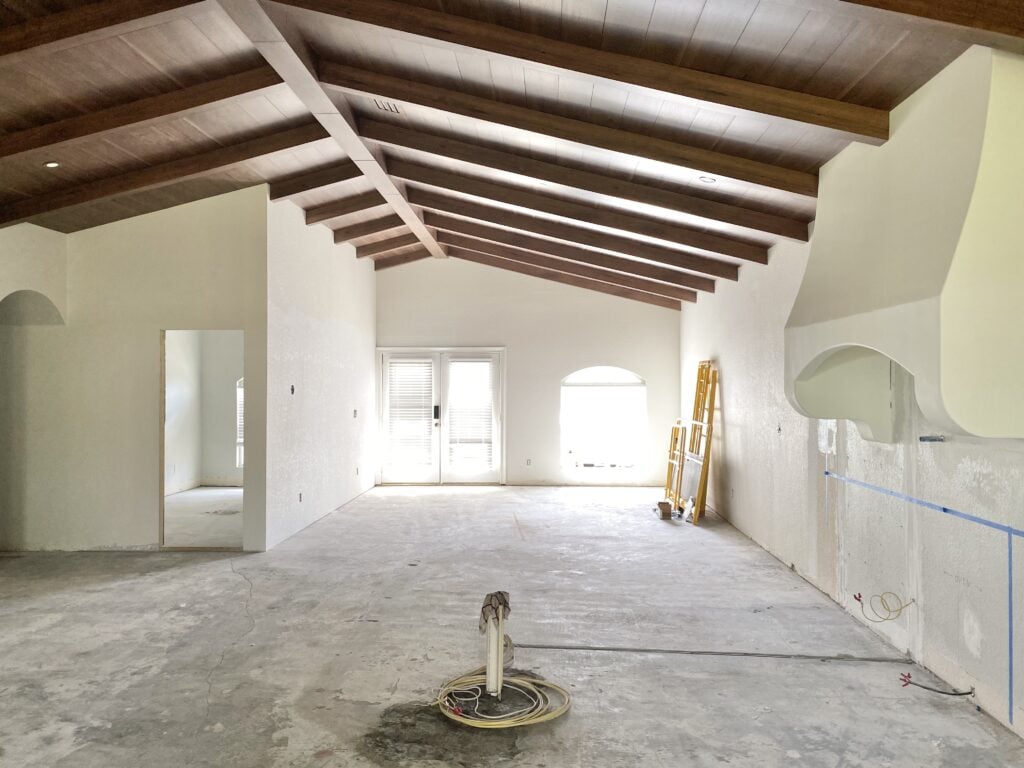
160, 330, 244, 550
378, 348, 503, 484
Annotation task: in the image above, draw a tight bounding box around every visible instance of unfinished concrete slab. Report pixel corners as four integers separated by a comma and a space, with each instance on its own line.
163, 487, 243, 549
1, 486, 1020, 767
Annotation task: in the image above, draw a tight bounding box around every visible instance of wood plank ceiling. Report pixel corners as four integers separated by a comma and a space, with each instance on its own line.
2, 0, 1022, 308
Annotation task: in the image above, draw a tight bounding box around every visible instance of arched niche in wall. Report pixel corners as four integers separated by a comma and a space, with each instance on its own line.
789, 345, 901, 443
0, 289, 65, 326
784, 46, 1024, 441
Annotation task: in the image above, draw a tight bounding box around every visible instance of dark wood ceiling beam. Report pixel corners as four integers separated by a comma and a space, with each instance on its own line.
215, 0, 446, 258
448, 246, 681, 311
0, 0, 209, 61
374, 247, 435, 270
388, 157, 765, 265
0, 66, 283, 160
356, 232, 421, 257
283, 0, 888, 140
361, 118, 808, 241
269, 161, 361, 199
436, 232, 697, 303
320, 61, 819, 197
0, 122, 327, 227
423, 210, 714, 292
407, 186, 738, 280
333, 214, 405, 243
304, 190, 386, 225
840, 1, 1024, 37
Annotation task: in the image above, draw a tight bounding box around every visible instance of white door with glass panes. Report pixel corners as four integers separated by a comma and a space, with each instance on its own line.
380, 350, 502, 484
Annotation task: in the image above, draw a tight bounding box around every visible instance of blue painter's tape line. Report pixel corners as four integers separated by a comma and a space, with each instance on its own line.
824, 469, 1019, 724
823, 471, 1024, 537
1010, 534, 1015, 725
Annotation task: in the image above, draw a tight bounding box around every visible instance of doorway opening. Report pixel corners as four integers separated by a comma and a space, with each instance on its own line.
560, 366, 648, 481
160, 330, 244, 550
378, 348, 504, 484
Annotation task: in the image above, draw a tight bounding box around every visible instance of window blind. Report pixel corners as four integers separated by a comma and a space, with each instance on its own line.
386, 359, 434, 468
235, 377, 245, 469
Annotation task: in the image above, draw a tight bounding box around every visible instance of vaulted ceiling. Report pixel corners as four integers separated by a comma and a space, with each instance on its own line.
2, 0, 1022, 310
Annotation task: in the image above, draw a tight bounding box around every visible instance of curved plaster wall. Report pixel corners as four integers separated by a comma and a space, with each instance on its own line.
785, 46, 1024, 440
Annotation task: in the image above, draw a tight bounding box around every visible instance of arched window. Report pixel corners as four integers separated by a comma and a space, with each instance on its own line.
235, 378, 245, 469
560, 366, 647, 477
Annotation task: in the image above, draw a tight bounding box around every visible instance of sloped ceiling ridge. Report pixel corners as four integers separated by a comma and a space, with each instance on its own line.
784, 46, 1024, 441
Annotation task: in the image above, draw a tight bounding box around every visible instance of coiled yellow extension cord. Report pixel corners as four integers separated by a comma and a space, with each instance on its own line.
434, 639, 572, 729
854, 591, 914, 623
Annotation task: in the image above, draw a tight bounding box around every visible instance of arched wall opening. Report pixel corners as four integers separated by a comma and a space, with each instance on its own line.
790, 345, 919, 443
0, 290, 67, 549
0, 289, 65, 326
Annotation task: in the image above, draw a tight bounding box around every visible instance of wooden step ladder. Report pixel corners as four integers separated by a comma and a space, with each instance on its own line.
682, 361, 718, 525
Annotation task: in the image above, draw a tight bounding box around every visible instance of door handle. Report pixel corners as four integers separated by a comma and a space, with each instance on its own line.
433, 405, 440, 420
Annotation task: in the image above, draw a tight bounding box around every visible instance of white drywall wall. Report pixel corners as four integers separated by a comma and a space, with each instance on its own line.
0, 223, 67, 320
164, 330, 202, 495
265, 199, 376, 550
682, 241, 1024, 734
200, 330, 244, 487
940, 51, 1024, 435
0, 187, 269, 551
376, 257, 680, 485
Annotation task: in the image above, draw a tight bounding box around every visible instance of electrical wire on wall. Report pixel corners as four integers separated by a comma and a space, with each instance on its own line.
853, 591, 914, 623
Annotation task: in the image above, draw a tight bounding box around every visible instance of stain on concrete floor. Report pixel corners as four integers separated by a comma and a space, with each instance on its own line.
359, 703, 521, 767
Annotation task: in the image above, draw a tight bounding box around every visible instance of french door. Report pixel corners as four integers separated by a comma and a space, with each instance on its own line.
380, 349, 503, 484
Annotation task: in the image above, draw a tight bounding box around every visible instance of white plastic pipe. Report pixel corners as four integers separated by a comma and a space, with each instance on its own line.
485, 615, 503, 697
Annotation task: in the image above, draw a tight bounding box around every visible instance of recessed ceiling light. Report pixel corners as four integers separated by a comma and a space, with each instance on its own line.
698, 175, 716, 184
44, 161, 60, 168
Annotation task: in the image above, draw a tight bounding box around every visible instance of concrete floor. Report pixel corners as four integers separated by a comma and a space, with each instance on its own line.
163, 487, 243, 549
1, 486, 1021, 767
